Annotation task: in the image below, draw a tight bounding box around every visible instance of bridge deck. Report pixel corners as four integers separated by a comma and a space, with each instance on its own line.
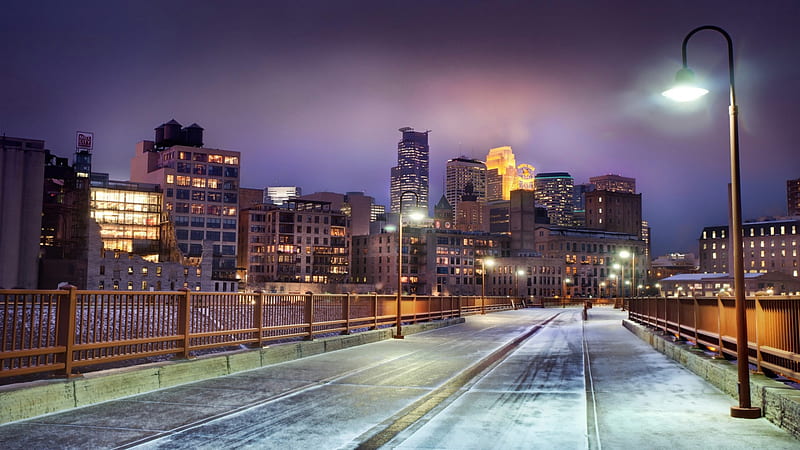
0, 307, 797, 449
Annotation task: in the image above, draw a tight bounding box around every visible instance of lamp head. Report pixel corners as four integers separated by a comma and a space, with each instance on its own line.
662, 67, 709, 102
408, 210, 425, 221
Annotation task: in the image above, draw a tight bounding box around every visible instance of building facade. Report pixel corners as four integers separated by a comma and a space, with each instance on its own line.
788, 178, 800, 216
534, 226, 647, 298
698, 218, 800, 278
130, 120, 240, 289
390, 127, 430, 214
589, 174, 636, 193
300, 191, 376, 237
1, 136, 47, 289
484, 256, 564, 298
485, 146, 517, 201
445, 156, 486, 224
534, 172, 575, 227
239, 199, 349, 286
584, 190, 643, 237
350, 227, 510, 296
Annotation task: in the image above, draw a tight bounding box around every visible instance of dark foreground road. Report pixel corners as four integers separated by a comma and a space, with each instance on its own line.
0, 307, 796, 449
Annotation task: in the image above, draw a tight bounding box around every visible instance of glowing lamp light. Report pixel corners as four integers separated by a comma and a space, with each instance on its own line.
662, 67, 709, 102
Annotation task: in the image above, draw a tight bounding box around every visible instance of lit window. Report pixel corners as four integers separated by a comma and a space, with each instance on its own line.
166, 174, 174, 184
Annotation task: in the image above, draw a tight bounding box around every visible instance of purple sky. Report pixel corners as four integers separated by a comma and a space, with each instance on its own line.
2, 1, 799, 257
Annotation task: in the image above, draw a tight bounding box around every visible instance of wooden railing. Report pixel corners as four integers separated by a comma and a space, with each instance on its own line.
0, 287, 520, 379
627, 295, 800, 381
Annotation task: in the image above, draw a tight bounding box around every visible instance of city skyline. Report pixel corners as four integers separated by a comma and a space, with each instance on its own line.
2, 1, 799, 257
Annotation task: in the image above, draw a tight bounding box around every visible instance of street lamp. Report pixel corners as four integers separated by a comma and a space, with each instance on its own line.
663, 25, 760, 419
619, 250, 637, 297
600, 281, 606, 298
395, 190, 423, 339
480, 257, 495, 314
608, 274, 618, 297
613, 262, 624, 297
655, 283, 662, 297
516, 269, 526, 307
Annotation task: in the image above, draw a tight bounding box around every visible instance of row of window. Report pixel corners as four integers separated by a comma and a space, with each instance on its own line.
175, 230, 236, 242
174, 217, 237, 228
177, 243, 236, 256
168, 175, 238, 189
167, 189, 237, 203
99, 265, 201, 277
174, 151, 239, 165
98, 280, 202, 291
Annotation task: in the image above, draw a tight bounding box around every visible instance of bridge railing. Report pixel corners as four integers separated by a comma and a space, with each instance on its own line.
627, 295, 800, 381
0, 287, 520, 379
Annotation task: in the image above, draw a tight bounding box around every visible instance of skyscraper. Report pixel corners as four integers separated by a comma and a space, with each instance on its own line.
445, 156, 486, 225
390, 127, 429, 214
485, 146, 517, 201
534, 172, 575, 226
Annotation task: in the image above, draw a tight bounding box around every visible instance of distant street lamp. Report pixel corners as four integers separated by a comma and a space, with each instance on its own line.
619, 250, 637, 297
600, 281, 606, 298
395, 190, 423, 339
655, 283, 662, 297
516, 269, 526, 308
609, 273, 618, 297
613, 262, 624, 297
662, 25, 760, 419
480, 257, 495, 314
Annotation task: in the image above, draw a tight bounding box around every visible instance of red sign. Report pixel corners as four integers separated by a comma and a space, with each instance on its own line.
76, 132, 93, 150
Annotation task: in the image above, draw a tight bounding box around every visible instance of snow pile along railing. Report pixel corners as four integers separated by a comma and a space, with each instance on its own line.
0, 287, 519, 379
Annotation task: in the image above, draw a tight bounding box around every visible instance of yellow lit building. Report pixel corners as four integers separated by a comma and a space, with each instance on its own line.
90, 177, 162, 261
485, 146, 517, 201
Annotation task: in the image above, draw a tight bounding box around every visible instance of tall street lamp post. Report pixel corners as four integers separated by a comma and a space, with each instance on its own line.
516, 269, 526, 306
662, 25, 760, 419
395, 190, 422, 339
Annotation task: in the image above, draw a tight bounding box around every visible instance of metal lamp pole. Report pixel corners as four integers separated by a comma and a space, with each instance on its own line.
395, 190, 420, 339
663, 25, 760, 419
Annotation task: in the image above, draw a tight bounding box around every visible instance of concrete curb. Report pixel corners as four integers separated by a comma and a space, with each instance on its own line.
623, 319, 800, 439
0, 318, 464, 425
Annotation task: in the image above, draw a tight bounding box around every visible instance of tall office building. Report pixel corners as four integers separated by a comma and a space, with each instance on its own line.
445, 156, 486, 225
130, 120, 241, 290
390, 127, 430, 214
485, 146, 517, 201
589, 174, 636, 194
534, 172, 575, 226
584, 190, 642, 237
788, 178, 800, 216
264, 186, 301, 206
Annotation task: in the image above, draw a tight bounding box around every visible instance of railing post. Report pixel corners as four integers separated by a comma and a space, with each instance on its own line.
342, 293, 351, 335
458, 296, 463, 318
662, 296, 668, 335
716, 294, 724, 358
251, 290, 264, 348
305, 292, 314, 340
177, 288, 193, 359
56, 285, 78, 378
754, 294, 763, 373
372, 293, 378, 330
693, 297, 699, 347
